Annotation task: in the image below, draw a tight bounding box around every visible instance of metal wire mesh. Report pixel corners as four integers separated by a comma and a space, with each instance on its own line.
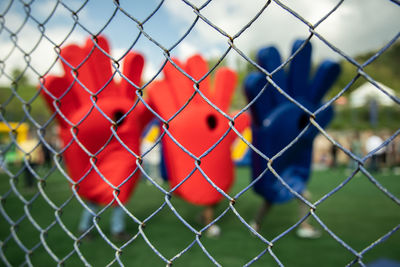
1, 0, 399, 266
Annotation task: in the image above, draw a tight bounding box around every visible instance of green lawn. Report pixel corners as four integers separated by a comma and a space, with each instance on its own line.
0, 165, 399, 266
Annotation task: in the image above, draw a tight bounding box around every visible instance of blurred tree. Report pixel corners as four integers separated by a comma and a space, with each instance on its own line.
328, 40, 400, 99
12, 68, 29, 86
0, 68, 50, 124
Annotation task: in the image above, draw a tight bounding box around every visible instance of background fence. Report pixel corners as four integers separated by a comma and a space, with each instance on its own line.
1, 0, 399, 266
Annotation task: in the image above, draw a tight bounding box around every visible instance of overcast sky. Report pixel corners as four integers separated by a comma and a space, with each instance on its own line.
0, 0, 399, 84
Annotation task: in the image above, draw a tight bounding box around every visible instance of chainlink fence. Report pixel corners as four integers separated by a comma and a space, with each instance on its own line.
1, 0, 400, 266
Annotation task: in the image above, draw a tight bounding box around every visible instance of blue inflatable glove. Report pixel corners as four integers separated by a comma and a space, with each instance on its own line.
244, 40, 341, 203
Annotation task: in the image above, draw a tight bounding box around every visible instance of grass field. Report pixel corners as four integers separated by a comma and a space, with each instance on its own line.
0, 165, 399, 266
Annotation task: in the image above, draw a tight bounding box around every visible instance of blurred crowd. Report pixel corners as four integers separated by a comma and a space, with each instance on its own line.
313, 130, 400, 173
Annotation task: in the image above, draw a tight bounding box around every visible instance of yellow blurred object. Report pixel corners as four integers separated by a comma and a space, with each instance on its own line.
144, 124, 160, 143
232, 127, 252, 162
0, 122, 29, 144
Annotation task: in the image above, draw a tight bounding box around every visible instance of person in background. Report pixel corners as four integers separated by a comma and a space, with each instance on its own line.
0, 137, 9, 173
349, 131, 363, 170
330, 142, 338, 168
147, 54, 249, 238
365, 132, 386, 172
140, 121, 163, 185
39, 36, 153, 241
19, 129, 45, 188
244, 39, 341, 239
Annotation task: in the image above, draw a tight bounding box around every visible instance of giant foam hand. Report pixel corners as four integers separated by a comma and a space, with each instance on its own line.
148, 55, 249, 205
40, 36, 152, 205
244, 40, 341, 203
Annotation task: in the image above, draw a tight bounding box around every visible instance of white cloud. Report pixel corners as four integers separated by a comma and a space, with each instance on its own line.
1, 0, 398, 85
177, 41, 199, 59
164, 0, 400, 65
0, 1, 89, 85
0, 21, 87, 85
31, 0, 71, 22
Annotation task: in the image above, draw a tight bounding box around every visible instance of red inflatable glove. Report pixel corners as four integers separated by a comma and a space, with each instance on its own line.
148, 55, 249, 205
40, 36, 152, 205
